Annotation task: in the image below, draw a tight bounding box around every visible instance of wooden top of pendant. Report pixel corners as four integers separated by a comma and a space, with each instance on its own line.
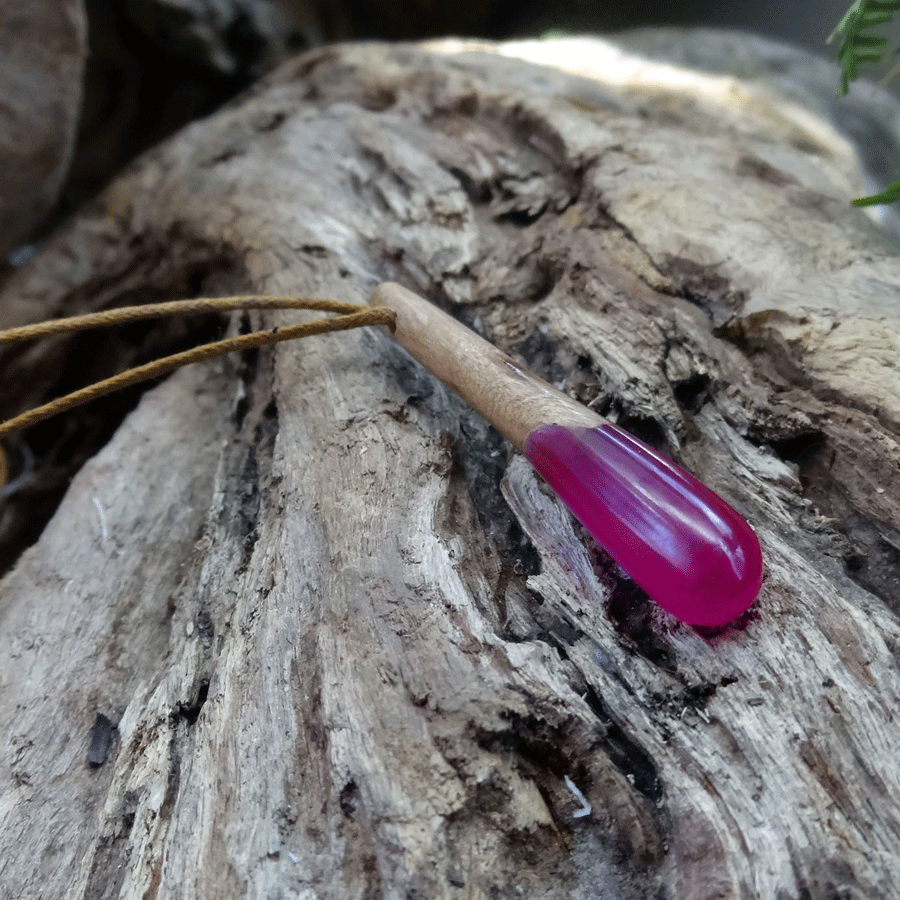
369, 283, 604, 451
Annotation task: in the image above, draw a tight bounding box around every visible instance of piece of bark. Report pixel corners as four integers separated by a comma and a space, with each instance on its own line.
1, 35, 900, 900
0, 0, 87, 260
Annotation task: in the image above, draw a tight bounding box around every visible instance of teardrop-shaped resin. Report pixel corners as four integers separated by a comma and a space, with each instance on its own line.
524, 423, 763, 626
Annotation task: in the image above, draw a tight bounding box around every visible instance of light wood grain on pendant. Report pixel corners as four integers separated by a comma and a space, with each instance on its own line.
369, 283, 604, 450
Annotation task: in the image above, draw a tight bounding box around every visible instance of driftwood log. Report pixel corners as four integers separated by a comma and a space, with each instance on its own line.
1, 36, 900, 900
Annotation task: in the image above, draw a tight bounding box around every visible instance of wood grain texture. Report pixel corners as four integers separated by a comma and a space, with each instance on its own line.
1, 34, 899, 900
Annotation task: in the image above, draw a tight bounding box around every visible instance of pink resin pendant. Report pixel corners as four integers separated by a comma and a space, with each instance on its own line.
524, 424, 763, 626
370, 283, 764, 627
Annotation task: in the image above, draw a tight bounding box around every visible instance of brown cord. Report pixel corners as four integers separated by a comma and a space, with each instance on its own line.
0, 296, 362, 343
0, 303, 395, 442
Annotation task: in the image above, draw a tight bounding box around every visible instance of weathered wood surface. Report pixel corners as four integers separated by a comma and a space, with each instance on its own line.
618, 26, 900, 241
0, 0, 86, 259
1, 36, 900, 900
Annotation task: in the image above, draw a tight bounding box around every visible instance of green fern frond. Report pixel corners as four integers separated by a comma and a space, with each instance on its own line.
829, 0, 900, 94
830, 2, 900, 204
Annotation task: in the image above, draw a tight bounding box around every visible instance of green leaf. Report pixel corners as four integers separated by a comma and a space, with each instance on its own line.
831, 3, 900, 205
831, 0, 900, 94
852, 176, 900, 205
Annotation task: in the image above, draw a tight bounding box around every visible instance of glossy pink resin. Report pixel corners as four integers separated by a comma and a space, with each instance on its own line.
523, 423, 763, 626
